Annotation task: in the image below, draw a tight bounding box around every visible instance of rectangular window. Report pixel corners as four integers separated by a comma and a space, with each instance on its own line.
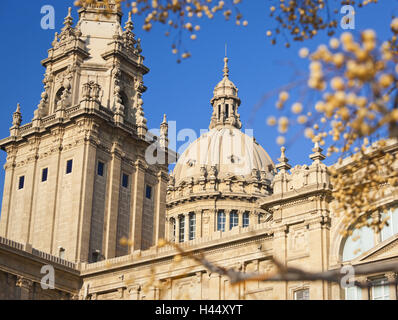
179, 216, 185, 243
294, 289, 309, 300
146, 185, 152, 199
66, 160, 73, 174
41, 168, 48, 182
122, 173, 129, 188
371, 278, 390, 300
243, 212, 250, 228
97, 161, 104, 177
217, 211, 226, 232
18, 176, 25, 190
170, 218, 176, 242
189, 213, 196, 240
229, 211, 239, 230
345, 286, 362, 300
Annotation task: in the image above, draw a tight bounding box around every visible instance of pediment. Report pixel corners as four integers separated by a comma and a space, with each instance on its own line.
355, 234, 398, 263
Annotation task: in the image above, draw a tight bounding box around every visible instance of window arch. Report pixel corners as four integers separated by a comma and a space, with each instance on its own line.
342, 224, 375, 261
341, 207, 398, 262
120, 91, 130, 121
54, 87, 65, 110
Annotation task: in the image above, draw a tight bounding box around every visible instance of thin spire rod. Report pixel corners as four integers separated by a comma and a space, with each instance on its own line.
223, 44, 229, 78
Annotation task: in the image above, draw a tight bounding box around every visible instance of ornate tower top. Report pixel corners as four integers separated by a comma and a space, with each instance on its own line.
209, 55, 242, 130
77, 0, 122, 23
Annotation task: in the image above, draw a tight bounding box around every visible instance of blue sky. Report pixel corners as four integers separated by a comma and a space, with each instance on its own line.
0, 1, 397, 205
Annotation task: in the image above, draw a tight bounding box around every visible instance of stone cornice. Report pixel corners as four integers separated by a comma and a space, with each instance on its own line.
260, 183, 333, 209
167, 190, 264, 208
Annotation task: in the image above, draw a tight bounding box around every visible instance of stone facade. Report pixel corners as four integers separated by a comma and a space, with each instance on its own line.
0, 3, 397, 300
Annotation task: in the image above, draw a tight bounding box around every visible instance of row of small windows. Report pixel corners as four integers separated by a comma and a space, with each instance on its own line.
217, 211, 250, 232
18, 160, 73, 190
17, 160, 153, 196
345, 278, 391, 300
170, 213, 196, 243
293, 280, 391, 300
98, 161, 152, 198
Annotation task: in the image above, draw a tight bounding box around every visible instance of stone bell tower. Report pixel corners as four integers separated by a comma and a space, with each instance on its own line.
0, 4, 170, 263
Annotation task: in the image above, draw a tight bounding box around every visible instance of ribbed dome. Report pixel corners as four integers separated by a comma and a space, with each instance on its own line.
213, 76, 238, 99
173, 127, 274, 185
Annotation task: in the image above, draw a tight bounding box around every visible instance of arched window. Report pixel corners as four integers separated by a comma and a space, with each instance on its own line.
225, 104, 229, 119
258, 213, 264, 224
178, 215, 185, 243
229, 211, 238, 230
342, 208, 398, 262
217, 211, 226, 232
218, 105, 221, 120
342, 224, 374, 261
54, 87, 65, 110
189, 213, 196, 240
243, 212, 250, 228
120, 91, 130, 121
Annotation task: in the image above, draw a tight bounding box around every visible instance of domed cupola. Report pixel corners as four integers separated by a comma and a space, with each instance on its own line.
165, 56, 275, 245
209, 57, 242, 130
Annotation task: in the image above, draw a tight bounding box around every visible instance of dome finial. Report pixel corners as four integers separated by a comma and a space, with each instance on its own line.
276, 146, 291, 172
223, 56, 229, 78
223, 43, 229, 77
63, 7, 73, 28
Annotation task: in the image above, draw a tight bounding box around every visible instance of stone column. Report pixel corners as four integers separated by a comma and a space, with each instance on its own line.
16, 276, 33, 300
386, 272, 397, 300
154, 170, 168, 245
77, 139, 98, 262
103, 142, 122, 259
130, 159, 147, 252
195, 210, 202, 239
238, 210, 243, 228
208, 273, 221, 300
128, 285, 141, 300
0, 154, 16, 237
226, 210, 230, 231
25, 150, 39, 244
357, 276, 370, 300
185, 214, 190, 241
176, 215, 181, 243
272, 225, 288, 299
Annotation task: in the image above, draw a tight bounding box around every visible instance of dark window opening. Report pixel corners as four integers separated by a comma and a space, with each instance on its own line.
226, 104, 229, 119
18, 176, 25, 190
92, 250, 101, 263
54, 87, 65, 109
42, 168, 48, 182
66, 160, 73, 174
97, 161, 104, 177
146, 185, 152, 199
243, 212, 250, 228
122, 174, 129, 188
